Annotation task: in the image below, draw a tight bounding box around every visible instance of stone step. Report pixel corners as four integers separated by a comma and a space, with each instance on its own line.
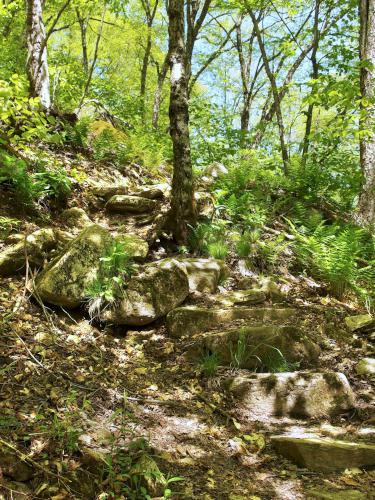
271, 434, 375, 472
186, 325, 319, 369
106, 195, 158, 214
176, 258, 229, 294
167, 306, 297, 338
227, 371, 354, 421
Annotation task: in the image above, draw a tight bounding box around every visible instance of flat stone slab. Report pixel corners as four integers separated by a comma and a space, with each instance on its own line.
271, 434, 375, 472
91, 184, 129, 199
166, 306, 297, 338
186, 325, 320, 370
106, 195, 157, 214
212, 289, 267, 307
228, 372, 354, 420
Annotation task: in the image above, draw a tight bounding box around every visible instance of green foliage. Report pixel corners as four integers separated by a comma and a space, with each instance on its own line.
0, 216, 21, 239
0, 154, 36, 206
85, 241, 135, 320
189, 221, 228, 257
0, 74, 48, 143
199, 352, 220, 377
104, 438, 184, 499
33, 167, 72, 203
290, 220, 375, 304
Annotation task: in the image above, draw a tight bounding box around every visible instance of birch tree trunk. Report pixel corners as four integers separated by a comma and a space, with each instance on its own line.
168, 0, 195, 243
152, 53, 169, 129
358, 0, 375, 227
26, 0, 51, 109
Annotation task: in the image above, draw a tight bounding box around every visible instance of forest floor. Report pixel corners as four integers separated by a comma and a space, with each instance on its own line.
0, 145, 374, 500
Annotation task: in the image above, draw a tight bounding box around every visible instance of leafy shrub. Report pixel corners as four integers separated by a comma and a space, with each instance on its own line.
85, 241, 135, 320
33, 167, 72, 203
0, 154, 36, 206
189, 221, 228, 257
207, 241, 228, 261
0, 216, 21, 239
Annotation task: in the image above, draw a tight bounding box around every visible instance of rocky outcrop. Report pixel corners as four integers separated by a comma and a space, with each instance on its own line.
228, 372, 354, 420
103, 258, 189, 325
0, 228, 57, 276
186, 324, 320, 369
271, 434, 375, 472
106, 194, 157, 214
91, 184, 129, 199
61, 207, 92, 230
166, 306, 297, 338
34, 225, 114, 308
212, 289, 267, 307
131, 185, 165, 200
178, 258, 229, 293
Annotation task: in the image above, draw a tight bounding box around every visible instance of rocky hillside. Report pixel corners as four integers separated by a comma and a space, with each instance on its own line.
0, 146, 374, 500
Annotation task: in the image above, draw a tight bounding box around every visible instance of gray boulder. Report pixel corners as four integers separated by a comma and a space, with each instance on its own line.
34, 225, 114, 308
345, 314, 374, 332
178, 258, 229, 293
228, 372, 354, 421
103, 258, 189, 325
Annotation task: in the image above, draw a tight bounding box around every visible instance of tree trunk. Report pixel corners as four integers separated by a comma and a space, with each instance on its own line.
76, 9, 89, 74
152, 53, 169, 129
168, 0, 195, 243
357, 0, 375, 227
26, 0, 51, 109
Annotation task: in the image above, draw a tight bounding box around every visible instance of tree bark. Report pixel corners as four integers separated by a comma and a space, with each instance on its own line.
168, 0, 196, 243
76, 9, 89, 74
26, 0, 51, 109
357, 0, 375, 227
152, 52, 169, 129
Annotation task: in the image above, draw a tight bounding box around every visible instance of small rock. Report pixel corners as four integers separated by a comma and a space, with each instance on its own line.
356, 358, 375, 376
194, 191, 215, 220
131, 185, 165, 199
271, 434, 375, 472
228, 372, 354, 420
61, 207, 92, 230
345, 314, 374, 332
307, 489, 367, 500
130, 454, 166, 497
106, 195, 157, 214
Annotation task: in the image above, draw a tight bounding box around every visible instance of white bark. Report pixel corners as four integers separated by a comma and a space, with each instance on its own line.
26, 0, 51, 109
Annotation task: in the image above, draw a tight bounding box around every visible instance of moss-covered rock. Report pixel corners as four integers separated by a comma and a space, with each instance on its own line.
178, 258, 229, 293
34, 224, 114, 308
345, 314, 374, 332
131, 185, 165, 200
91, 183, 129, 199
213, 289, 267, 307
115, 234, 149, 260
356, 358, 375, 376
106, 194, 157, 214
61, 207, 92, 230
103, 258, 189, 325
0, 228, 57, 276
271, 435, 375, 472
228, 372, 354, 420
166, 306, 297, 338
186, 324, 320, 369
